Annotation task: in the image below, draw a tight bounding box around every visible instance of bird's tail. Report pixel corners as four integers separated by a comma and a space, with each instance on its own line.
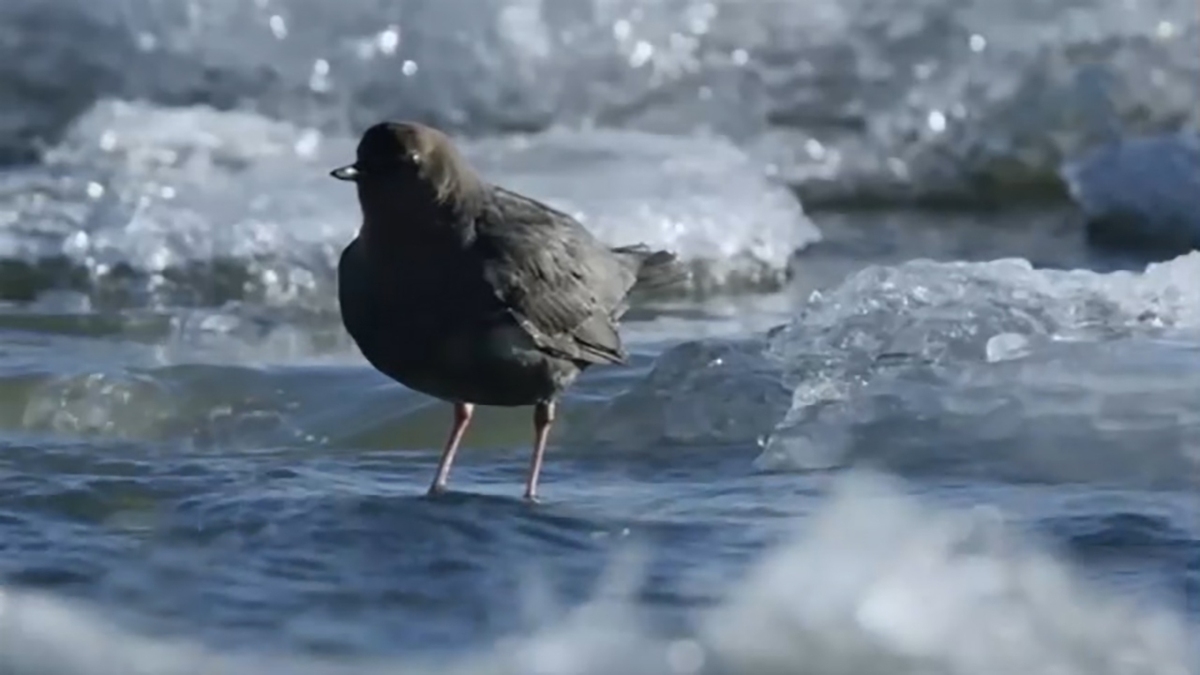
612, 244, 689, 293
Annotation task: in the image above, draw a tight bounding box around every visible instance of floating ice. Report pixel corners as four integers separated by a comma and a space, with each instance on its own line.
0, 99, 812, 307
565, 338, 794, 449
591, 253, 1200, 489
761, 254, 1200, 488
3, 0, 1196, 203
759, 337, 1200, 489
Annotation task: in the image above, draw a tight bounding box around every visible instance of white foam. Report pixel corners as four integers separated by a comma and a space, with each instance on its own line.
0, 474, 1191, 675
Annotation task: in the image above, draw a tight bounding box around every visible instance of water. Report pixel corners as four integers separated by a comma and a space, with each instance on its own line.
0, 0, 1197, 673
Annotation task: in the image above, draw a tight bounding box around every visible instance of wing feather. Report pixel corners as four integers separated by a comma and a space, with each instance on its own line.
472, 189, 636, 365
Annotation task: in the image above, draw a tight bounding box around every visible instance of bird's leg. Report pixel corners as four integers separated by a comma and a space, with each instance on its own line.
523, 400, 555, 503
428, 402, 474, 496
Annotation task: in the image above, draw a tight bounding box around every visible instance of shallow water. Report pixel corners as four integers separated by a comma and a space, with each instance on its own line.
1, 0, 1198, 673
0, 251, 1196, 674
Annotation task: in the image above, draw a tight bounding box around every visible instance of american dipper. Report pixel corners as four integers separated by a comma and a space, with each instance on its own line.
331, 121, 684, 502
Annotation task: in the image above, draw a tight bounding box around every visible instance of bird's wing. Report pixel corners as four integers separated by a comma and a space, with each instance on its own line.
337, 238, 376, 348
472, 188, 636, 366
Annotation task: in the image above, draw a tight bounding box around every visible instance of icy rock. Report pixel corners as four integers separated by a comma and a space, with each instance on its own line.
1062, 133, 1200, 256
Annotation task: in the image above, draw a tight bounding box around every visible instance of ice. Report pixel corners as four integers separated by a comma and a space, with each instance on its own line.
0, 99, 811, 306
758, 254, 1200, 488
702, 474, 1194, 675
3, 0, 1197, 203
2, 100, 347, 308
465, 129, 818, 291
759, 338, 1200, 489
592, 253, 1200, 489
564, 338, 794, 449
985, 333, 1031, 362
0, 474, 1191, 675
772, 254, 1200, 358
21, 371, 176, 440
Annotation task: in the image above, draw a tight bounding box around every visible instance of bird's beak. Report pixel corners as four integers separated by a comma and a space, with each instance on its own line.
330, 164, 360, 181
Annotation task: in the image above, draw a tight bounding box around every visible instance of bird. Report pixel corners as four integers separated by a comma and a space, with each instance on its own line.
330, 121, 685, 502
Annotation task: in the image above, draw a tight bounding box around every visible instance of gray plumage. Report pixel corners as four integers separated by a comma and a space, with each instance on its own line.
331, 121, 685, 499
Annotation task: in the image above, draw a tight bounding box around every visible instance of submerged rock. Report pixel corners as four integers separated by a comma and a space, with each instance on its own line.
1062, 133, 1200, 257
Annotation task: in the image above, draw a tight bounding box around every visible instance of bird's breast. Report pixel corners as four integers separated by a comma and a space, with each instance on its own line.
338, 240, 579, 406
352, 308, 576, 407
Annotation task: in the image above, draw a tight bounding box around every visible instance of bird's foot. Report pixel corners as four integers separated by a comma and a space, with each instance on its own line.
426, 483, 448, 498
522, 492, 541, 505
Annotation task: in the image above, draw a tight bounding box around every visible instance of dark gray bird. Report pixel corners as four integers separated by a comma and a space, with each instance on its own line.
331, 121, 685, 502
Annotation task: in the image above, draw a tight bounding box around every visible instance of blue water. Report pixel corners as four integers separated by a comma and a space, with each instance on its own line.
0, 0, 1196, 673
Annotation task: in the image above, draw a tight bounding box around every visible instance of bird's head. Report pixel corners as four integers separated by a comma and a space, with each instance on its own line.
330, 121, 481, 228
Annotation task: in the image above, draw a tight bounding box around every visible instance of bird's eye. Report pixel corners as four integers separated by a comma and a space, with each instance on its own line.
408, 151, 423, 165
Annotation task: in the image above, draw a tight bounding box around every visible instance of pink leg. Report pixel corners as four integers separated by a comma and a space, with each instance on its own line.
428, 402, 474, 496
523, 401, 555, 502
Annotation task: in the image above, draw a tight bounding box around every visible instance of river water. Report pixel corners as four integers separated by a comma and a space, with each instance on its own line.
0, 0, 1196, 673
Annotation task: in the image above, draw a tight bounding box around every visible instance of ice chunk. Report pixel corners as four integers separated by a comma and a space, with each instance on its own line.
5, 0, 1196, 204
758, 254, 1200, 487
597, 253, 1200, 488
0, 99, 813, 307
759, 337, 1200, 489
466, 129, 818, 291
770, 254, 1200, 365
985, 333, 1032, 363
564, 338, 794, 449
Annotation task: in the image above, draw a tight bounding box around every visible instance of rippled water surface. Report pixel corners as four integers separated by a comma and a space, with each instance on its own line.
0, 0, 1198, 673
